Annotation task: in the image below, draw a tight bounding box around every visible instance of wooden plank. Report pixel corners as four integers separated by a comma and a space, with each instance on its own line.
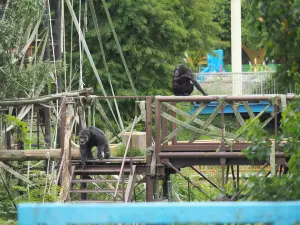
70, 189, 122, 193
161, 143, 249, 151
125, 165, 136, 202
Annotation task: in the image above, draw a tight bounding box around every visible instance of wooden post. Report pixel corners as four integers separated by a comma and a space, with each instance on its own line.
145, 96, 153, 202
58, 98, 75, 202
162, 104, 168, 146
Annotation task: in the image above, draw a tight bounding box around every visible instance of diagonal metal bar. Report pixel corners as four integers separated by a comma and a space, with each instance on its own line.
160, 112, 221, 138
242, 101, 255, 118
189, 100, 225, 143
232, 104, 272, 141
202, 100, 225, 129
190, 166, 224, 193
231, 103, 246, 126
230, 163, 268, 201
0, 169, 17, 210
95, 100, 122, 142
162, 102, 239, 140
161, 103, 208, 144
166, 162, 212, 201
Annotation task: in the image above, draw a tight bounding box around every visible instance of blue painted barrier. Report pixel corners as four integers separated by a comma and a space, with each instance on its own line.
190, 101, 273, 114
18, 201, 300, 225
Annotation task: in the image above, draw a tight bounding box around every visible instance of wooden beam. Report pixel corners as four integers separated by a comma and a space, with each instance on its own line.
0, 144, 120, 161
0, 161, 34, 186
0, 149, 79, 161
125, 165, 136, 203
59, 101, 75, 202
0, 88, 93, 106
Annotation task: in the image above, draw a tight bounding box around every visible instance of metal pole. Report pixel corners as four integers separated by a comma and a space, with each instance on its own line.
37, 108, 40, 149
163, 172, 170, 200
0, 170, 17, 210
190, 166, 224, 193
167, 180, 172, 202
221, 105, 226, 188
231, 0, 242, 95
225, 165, 230, 184
155, 98, 161, 164
130, 139, 133, 175
237, 165, 240, 191
188, 181, 191, 202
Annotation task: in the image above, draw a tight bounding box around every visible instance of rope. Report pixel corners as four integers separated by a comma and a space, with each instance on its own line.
42, 151, 51, 202
27, 161, 30, 200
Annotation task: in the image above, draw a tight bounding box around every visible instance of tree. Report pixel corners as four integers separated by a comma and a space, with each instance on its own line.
247, 0, 300, 92
238, 99, 300, 200
67, 0, 223, 97
213, 0, 268, 64
0, 0, 52, 99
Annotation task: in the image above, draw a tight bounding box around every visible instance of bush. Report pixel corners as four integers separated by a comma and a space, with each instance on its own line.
114, 144, 145, 157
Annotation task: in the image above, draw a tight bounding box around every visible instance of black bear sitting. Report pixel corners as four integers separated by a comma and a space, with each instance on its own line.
78, 126, 110, 169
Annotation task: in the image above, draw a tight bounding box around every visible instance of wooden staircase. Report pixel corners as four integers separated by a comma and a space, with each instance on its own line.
68, 159, 137, 203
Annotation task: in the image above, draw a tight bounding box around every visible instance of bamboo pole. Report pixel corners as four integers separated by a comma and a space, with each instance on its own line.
58, 100, 75, 202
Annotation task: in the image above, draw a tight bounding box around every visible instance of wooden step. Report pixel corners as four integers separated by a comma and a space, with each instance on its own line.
74, 166, 131, 175
69, 200, 123, 203
71, 158, 146, 164
70, 189, 123, 193
71, 179, 127, 183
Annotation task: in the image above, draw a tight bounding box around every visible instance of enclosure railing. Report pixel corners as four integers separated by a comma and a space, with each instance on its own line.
195, 71, 297, 95
154, 95, 298, 195
18, 201, 300, 225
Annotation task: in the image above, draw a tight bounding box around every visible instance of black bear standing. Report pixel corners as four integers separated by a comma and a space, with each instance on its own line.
78, 126, 110, 169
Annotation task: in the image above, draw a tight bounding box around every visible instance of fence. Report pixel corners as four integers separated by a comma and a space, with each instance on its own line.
18, 201, 300, 225
195, 72, 297, 95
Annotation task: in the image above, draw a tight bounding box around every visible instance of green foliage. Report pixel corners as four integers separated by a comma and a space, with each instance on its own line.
114, 144, 145, 157
4, 115, 30, 146
0, 164, 60, 222
171, 168, 218, 201
241, 99, 300, 200
0, 0, 51, 99
0, 219, 16, 225
247, 0, 300, 93
237, 118, 272, 160
66, 0, 223, 121
213, 0, 268, 61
